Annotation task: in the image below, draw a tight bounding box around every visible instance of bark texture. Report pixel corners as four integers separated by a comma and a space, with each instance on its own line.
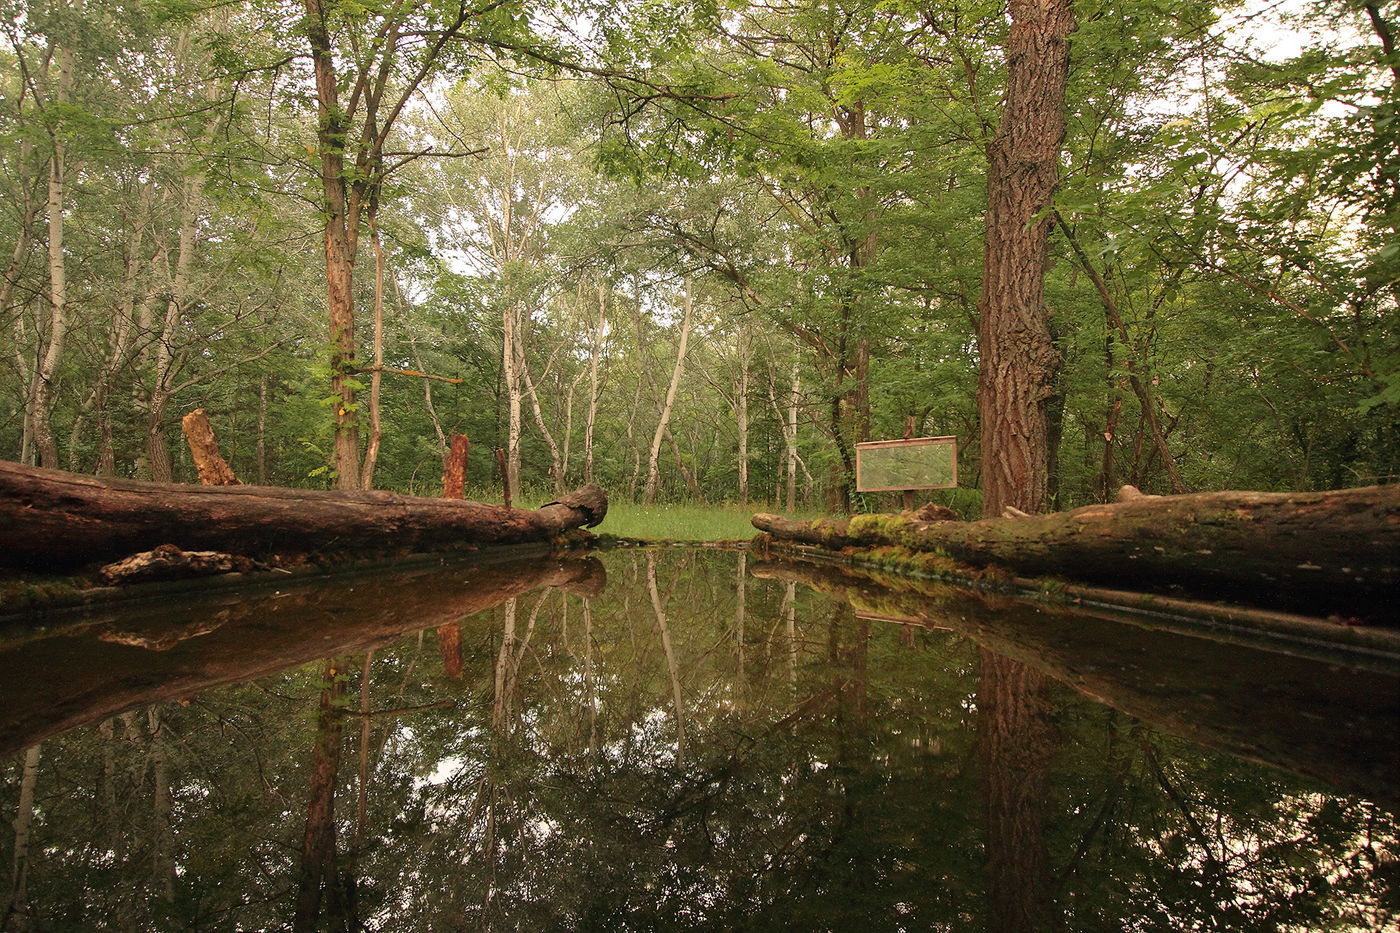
976, 0, 1076, 518
752, 484, 1400, 614
180, 409, 240, 486
442, 434, 470, 500
0, 461, 607, 570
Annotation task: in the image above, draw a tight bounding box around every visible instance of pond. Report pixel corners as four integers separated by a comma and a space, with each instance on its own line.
0, 547, 1395, 931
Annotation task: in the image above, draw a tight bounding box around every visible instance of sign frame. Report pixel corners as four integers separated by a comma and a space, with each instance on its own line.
854, 435, 958, 493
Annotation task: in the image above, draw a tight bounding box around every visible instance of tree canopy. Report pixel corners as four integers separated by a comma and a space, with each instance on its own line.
1, 0, 1394, 509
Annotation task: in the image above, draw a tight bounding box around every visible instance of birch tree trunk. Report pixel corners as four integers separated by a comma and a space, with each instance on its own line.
32, 36, 74, 470
521, 354, 565, 494
584, 282, 605, 485
503, 302, 523, 497
644, 282, 695, 505
736, 325, 750, 504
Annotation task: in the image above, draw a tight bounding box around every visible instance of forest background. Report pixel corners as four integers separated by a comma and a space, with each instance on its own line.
1, 0, 1395, 520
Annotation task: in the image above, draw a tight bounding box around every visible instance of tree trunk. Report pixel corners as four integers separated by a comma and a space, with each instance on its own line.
584, 282, 604, 485
521, 357, 565, 494
256, 375, 269, 485
752, 483, 1400, 615
644, 282, 695, 504
33, 40, 72, 471
503, 302, 523, 496
359, 217, 386, 490
442, 434, 470, 500
303, 0, 362, 491
737, 325, 750, 504
786, 363, 800, 511
0, 461, 608, 570
976, 0, 1076, 518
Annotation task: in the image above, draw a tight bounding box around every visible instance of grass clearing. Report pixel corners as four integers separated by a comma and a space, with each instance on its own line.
599, 502, 773, 541
465, 486, 824, 542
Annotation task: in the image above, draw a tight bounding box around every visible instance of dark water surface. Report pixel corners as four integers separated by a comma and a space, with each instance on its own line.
0, 548, 1396, 931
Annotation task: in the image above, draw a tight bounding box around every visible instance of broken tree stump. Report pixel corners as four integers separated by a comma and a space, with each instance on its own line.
442, 434, 470, 500
181, 409, 241, 486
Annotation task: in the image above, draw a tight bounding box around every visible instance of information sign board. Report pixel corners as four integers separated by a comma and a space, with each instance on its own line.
854, 436, 958, 492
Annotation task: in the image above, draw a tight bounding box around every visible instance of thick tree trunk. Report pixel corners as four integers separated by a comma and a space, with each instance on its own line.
502, 302, 524, 496
752, 484, 1400, 614
0, 461, 607, 570
976, 0, 1076, 518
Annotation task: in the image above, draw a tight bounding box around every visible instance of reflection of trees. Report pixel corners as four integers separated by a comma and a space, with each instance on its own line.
0, 549, 1395, 930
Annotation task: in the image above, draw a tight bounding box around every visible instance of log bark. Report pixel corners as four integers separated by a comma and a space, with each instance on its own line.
752, 484, 1400, 615
0, 461, 607, 571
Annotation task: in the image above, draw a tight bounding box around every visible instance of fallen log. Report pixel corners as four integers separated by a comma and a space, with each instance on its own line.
0, 460, 607, 571
752, 484, 1400, 616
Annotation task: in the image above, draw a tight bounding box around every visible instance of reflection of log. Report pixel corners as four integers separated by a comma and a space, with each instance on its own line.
0, 461, 607, 571
751, 557, 1400, 808
753, 484, 1400, 615
0, 552, 605, 758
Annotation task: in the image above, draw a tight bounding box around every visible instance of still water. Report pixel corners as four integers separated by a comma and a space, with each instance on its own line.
0, 548, 1395, 932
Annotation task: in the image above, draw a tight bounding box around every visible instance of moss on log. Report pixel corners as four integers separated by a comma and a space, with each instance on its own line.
752, 485, 1400, 616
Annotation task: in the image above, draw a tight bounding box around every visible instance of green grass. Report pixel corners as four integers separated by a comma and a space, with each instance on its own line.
599, 502, 782, 541
464, 485, 823, 542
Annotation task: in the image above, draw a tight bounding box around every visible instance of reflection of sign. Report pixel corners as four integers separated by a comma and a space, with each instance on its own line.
855, 436, 958, 492
854, 611, 952, 632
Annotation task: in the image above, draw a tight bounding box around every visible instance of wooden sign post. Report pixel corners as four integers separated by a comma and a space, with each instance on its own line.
855, 436, 958, 501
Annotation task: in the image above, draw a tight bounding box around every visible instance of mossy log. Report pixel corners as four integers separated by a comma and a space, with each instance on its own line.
0, 460, 607, 571
752, 484, 1400, 615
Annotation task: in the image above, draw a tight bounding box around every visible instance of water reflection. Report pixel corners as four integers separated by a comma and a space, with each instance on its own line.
0, 549, 1394, 931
